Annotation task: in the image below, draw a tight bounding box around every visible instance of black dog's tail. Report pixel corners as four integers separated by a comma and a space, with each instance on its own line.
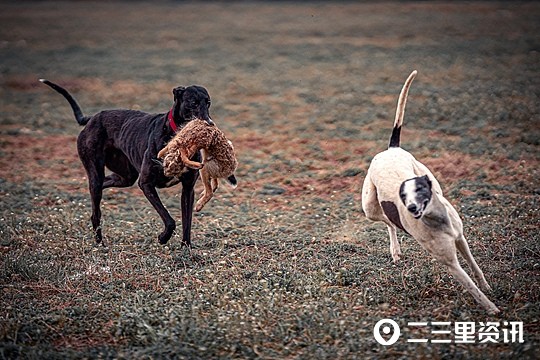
388, 70, 417, 148
39, 79, 89, 126
226, 174, 238, 188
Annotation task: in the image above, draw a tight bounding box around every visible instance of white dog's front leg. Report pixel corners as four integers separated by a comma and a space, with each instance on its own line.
455, 235, 492, 292
446, 261, 500, 314
387, 225, 401, 262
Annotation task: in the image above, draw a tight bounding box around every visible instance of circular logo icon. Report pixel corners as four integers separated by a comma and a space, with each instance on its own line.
373, 319, 401, 345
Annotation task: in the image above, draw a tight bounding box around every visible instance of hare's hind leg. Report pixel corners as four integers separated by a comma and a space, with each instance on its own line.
195, 167, 214, 212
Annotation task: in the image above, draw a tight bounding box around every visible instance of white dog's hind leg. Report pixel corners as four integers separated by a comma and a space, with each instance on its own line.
361, 176, 385, 222
387, 225, 401, 262
455, 235, 492, 292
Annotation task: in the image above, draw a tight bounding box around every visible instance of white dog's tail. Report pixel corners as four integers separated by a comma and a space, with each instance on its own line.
388, 70, 417, 148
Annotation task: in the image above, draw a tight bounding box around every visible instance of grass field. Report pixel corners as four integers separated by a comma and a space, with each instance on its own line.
1, 1, 539, 359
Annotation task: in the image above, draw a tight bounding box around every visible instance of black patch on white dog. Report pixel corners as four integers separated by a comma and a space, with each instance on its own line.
381, 201, 408, 234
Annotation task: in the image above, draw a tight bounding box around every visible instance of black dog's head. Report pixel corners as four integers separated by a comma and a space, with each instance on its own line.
172, 85, 214, 126
399, 175, 433, 219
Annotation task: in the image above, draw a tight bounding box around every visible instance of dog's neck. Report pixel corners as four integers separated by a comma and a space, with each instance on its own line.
167, 108, 179, 132
420, 194, 449, 228
167, 108, 178, 132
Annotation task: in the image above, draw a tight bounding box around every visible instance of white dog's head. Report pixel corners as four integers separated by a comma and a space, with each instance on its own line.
399, 175, 433, 219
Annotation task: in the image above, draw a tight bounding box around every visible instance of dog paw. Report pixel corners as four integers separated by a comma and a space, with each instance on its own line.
475, 276, 493, 292
158, 235, 170, 244
158, 228, 174, 244
391, 247, 402, 262
480, 282, 493, 293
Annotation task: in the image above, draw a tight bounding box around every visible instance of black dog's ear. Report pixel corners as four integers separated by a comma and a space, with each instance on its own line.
171, 86, 186, 121
422, 175, 432, 188
173, 86, 186, 100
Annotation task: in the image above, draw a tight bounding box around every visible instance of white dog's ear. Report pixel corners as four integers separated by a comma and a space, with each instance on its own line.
422, 175, 432, 189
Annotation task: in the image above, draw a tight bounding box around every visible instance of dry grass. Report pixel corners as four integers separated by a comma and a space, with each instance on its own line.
1, 1, 539, 359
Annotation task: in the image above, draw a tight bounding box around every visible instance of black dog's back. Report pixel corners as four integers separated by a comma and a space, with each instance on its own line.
40, 79, 167, 171
79, 109, 167, 171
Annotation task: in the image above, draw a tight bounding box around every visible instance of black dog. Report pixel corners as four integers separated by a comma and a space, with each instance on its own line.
40, 79, 214, 246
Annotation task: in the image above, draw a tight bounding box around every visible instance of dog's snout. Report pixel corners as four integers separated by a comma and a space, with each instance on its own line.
407, 204, 417, 213
205, 118, 215, 126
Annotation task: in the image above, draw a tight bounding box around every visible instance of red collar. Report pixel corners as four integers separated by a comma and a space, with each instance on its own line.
167, 108, 178, 132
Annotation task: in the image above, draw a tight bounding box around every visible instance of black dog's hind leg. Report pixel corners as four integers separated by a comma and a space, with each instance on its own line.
89, 172, 105, 244
103, 173, 137, 188
78, 134, 106, 244
103, 149, 139, 189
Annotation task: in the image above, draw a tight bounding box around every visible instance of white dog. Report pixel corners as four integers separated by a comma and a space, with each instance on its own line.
361, 70, 500, 314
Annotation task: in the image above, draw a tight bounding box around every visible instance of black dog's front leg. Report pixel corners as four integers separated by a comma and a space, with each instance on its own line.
139, 154, 176, 244
139, 178, 176, 244
180, 168, 199, 247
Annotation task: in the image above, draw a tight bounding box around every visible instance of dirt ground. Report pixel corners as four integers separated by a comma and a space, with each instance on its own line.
0, 1, 539, 359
